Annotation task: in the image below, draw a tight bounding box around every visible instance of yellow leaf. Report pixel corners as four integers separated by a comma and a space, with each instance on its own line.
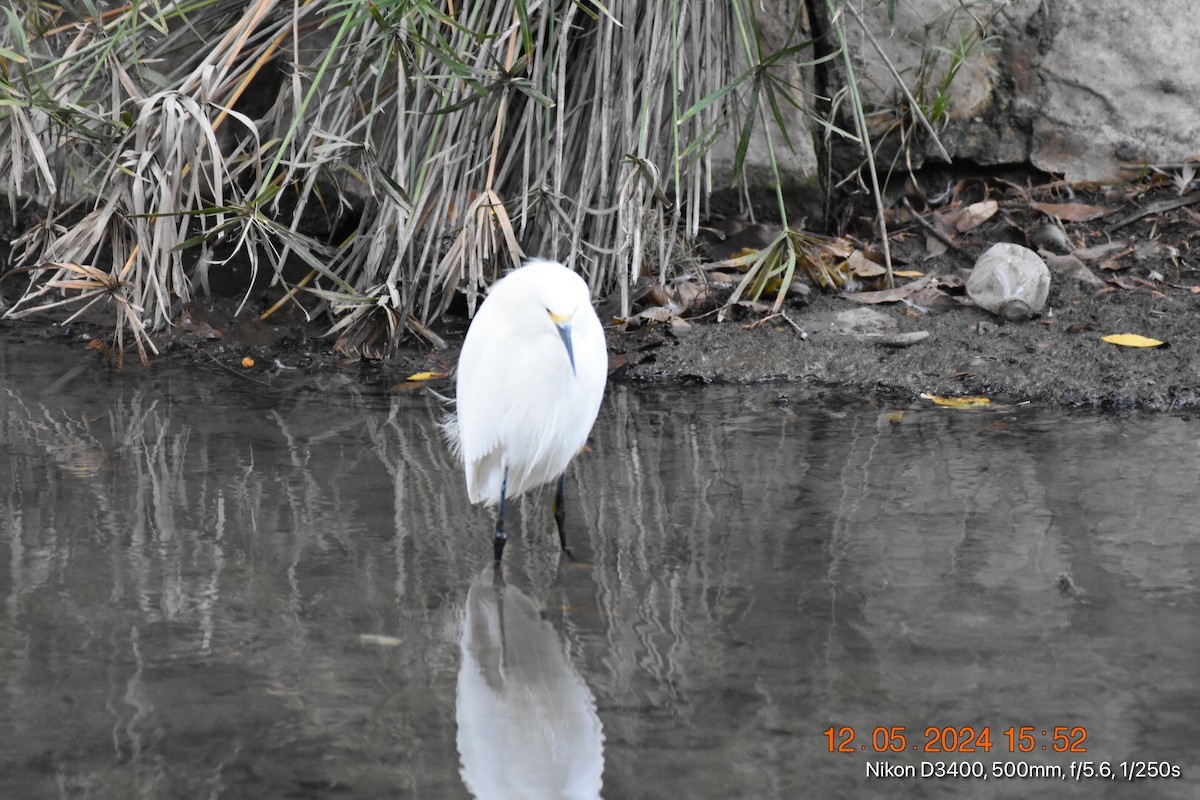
406, 370, 448, 382
1101, 333, 1165, 348
920, 393, 992, 409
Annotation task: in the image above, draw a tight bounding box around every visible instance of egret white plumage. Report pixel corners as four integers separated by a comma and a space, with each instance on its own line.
449, 259, 608, 565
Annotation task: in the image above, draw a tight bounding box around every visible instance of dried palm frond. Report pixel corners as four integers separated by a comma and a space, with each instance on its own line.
717, 228, 844, 321
6, 250, 158, 367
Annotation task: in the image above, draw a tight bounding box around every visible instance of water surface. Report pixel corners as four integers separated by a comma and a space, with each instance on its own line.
1, 342, 1197, 799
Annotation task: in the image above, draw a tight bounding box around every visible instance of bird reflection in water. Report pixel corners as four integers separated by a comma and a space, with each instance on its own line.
456, 567, 604, 800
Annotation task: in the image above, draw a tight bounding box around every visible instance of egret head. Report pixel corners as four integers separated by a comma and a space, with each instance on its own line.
504, 259, 593, 378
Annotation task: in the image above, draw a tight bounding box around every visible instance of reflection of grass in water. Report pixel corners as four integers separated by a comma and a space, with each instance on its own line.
0, 368, 475, 626
1, 383, 185, 614
0, 374, 475, 793
0, 385, 143, 481
5, 377, 1196, 797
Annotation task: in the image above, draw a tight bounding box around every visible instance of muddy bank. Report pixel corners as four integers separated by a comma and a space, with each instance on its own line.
610, 281, 1200, 411
6, 270, 1196, 414
4, 180, 1198, 412
608, 179, 1200, 412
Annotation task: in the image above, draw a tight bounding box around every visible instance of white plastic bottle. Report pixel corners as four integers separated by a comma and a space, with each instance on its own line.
966, 243, 1050, 322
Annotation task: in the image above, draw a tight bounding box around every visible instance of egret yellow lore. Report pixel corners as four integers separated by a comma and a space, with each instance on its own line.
449, 259, 608, 565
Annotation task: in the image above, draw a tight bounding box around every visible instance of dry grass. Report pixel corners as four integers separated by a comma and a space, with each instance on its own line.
0, 2, 987, 362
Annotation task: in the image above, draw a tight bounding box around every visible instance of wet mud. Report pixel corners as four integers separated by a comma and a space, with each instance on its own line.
611, 278, 1200, 412
8, 268, 1196, 415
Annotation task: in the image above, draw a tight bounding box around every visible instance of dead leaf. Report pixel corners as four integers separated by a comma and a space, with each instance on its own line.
1029, 222, 1072, 252
920, 393, 993, 408
1101, 333, 1165, 348
644, 283, 672, 307
675, 281, 710, 310
1042, 253, 1105, 286
623, 305, 700, 332
625, 306, 673, 326
844, 276, 934, 305
924, 234, 949, 260
819, 237, 857, 259
625, 277, 660, 305
406, 370, 448, 381
893, 269, 925, 278
1073, 241, 1128, 261
902, 287, 961, 314
922, 209, 961, 260
178, 309, 223, 339
735, 299, 773, 314
1032, 201, 1116, 222
948, 199, 999, 233
847, 249, 886, 277
1134, 240, 1165, 259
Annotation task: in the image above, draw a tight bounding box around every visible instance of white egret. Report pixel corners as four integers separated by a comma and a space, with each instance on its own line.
449, 259, 608, 564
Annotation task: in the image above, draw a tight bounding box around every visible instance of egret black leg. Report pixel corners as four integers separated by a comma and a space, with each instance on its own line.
493, 469, 508, 566
553, 472, 573, 558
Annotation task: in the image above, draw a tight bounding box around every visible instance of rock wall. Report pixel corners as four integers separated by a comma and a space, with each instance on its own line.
1031, 0, 1200, 181
727, 0, 1200, 190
